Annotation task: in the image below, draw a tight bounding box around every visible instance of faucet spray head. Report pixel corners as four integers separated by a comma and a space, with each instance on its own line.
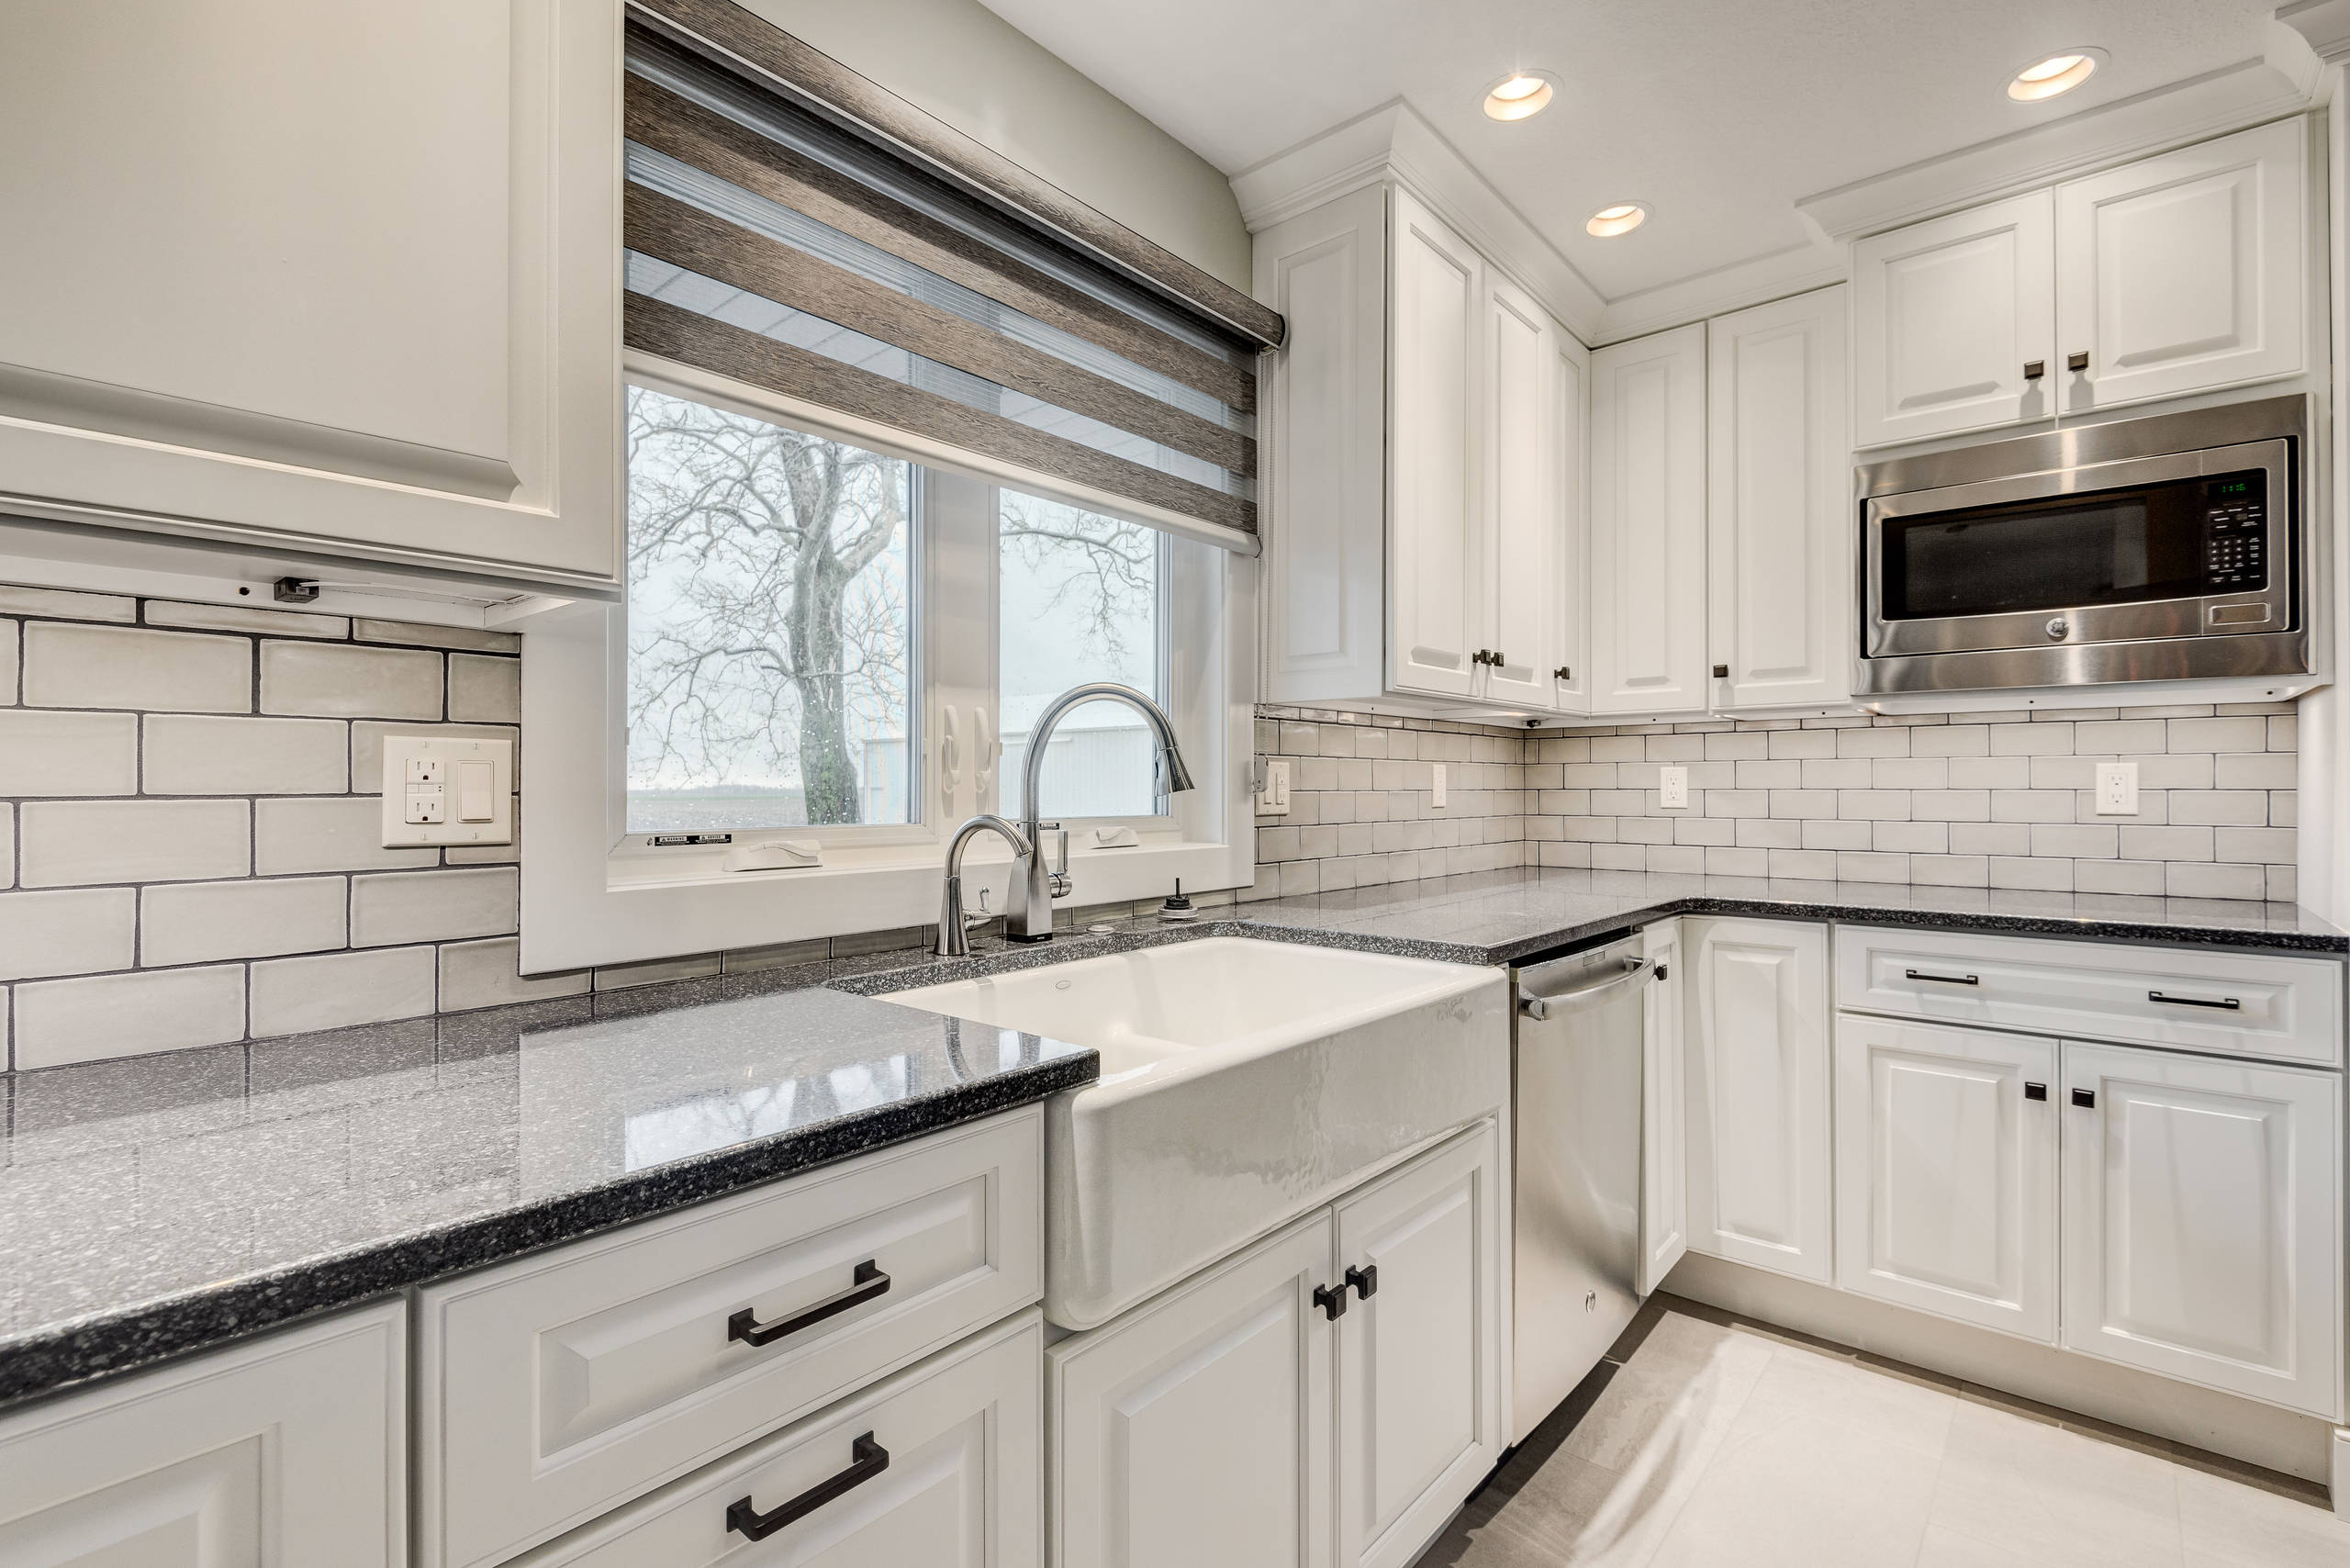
1158, 742, 1197, 795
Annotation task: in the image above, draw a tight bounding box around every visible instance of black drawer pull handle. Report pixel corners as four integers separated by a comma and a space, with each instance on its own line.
727, 1432, 889, 1541
1314, 1282, 1348, 1320
2072, 1088, 2097, 1109
2024, 1081, 2047, 1102
1346, 1263, 1379, 1301
729, 1260, 890, 1348
2149, 990, 2241, 1011
1905, 969, 1979, 986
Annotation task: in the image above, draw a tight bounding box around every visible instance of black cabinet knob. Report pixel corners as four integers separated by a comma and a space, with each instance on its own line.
1346, 1263, 1379, 1300
1712, 664, 1729, 678
2067, 350, 2090, 373
2072, 1088, 2097, 1109
1314, 1282, 1348, 1320
2023, 359, 2046, 380
2024, 1081, 2047, 1102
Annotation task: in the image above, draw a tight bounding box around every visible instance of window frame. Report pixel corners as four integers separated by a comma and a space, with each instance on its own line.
518, 352, 1256, 972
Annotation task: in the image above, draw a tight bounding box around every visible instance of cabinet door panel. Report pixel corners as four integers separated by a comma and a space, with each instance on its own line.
1590, 324, 1707, 715
1051, 1213, 1336, 1568
1852, 190, 2054, 447
1334, 1122, 1503, 1568
1834, 1016, 2057, 1340
2057, 118, 2306, 412
1707, 286, 1851, 711
1684, 917, 1832, 1282
2060, 1042, 2340, 1417
1481, 278, 1555, 709
1551, 330, 1591, 712
1639, 921, 1687, 1295
1388, 190, 1481, 699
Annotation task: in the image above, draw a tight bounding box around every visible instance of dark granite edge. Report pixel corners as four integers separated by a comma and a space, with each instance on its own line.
0, 1051, 1095, 1416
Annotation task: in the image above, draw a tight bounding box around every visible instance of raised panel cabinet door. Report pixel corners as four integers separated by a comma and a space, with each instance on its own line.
1852, 189, 2055, 447
0, 1302, 404, 1566
1387, 187, 1483, 699
2056, 118, 2307, 412
1683, 917, 1833, 1282
1333, 1121, 1505, 1568
1589, 323, 1707, 715
1638, 920, 1688, 1295
2060, 1042, 2342, 1419
1479, 275, 1557, 710
1833, 1016, 2057, 1341
1707, 286, 1852, 711
1050, 1211, 1337, 1568
1257, 185, 1389, 707
1551, 326, 1592, 713
0, 2, 621, 590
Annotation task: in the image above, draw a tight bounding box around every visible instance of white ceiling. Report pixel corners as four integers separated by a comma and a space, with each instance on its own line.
976, 0, 2284, 305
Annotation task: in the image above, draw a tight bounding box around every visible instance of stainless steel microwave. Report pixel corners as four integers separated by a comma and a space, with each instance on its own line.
1854, 396, 2312, 696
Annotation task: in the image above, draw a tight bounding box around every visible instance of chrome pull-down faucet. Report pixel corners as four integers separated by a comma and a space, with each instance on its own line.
1005, 682, 1194, 944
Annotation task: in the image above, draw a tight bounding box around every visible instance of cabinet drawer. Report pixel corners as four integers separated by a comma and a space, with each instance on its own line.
419, 1107, 1042, 1568
1833, 925, 2342, 1066
509, 1311, 1043, 1567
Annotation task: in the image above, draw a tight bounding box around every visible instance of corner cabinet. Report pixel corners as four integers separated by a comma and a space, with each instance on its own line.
0, 2, 623, 595
1853, 118, 2307, 447
1258, 185, 1586, 717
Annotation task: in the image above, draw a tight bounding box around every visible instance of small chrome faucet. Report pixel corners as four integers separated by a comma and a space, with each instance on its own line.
1007, 682, 1195, 944
935, 813, 1030, 958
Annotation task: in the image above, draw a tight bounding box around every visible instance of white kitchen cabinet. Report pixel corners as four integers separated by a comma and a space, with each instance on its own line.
1051, 1210, 1337, 1568
1834, 1015, 2058, 1341
0, 1303, 405, 1566
1590, 323, 1709, 715
0, 2, 622, 593
1388, 188, 1484, 700
1550, 330, 1592, 711
1639, 920, 1688, 1295
2054, 118, 2307, 415
2060, 1041, 2342, 1418
1852, 190, 2054, 447
1706, 287, 1852, 711
1334, 1123, 1505, 1568
1480, 274, 1561, 709
1683, 917, 1833, 1282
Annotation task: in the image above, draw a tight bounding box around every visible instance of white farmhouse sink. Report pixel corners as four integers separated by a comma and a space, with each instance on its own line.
885, 936, 1509, 1327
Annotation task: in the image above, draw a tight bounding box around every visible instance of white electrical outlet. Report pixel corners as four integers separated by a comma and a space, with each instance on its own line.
1259, 757, 1292, 816
1659, 765, 1689, 810
1432, 763, 1449, 808
381, 734, 514, 846
2095, 761, 2140, 816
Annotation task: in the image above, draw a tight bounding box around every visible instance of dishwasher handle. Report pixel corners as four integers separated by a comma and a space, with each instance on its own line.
1518, 956, 1652, 1021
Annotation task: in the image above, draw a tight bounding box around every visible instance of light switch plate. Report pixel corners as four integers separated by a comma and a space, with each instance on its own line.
1259, 757, 1292, 816
2094, 761, 2140, 816
1659, 765, 1690, 810
381, 734, 514, 847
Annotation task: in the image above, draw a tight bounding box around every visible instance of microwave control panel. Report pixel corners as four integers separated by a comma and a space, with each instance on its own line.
2202, 474, 2266, 591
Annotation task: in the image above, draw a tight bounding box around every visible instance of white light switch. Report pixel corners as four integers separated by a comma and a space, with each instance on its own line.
1659, 766, 1689, 810
381, 734, 513, 846
2095, 761, 2140, 816
1259, 757, 1292, 816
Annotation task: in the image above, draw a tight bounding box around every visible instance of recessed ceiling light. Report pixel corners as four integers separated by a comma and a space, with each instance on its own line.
1483, 70, 1557, 121
2007, 48, 2102, 102
1585, 202, 1647, 238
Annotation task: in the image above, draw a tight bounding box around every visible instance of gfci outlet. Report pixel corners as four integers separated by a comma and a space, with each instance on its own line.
1658, 765, 1689, 810
2095, 761, 2140, 816
381, 734, 515, 847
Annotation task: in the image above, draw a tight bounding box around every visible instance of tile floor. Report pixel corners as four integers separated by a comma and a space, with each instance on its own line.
1422, 1295, 2350, 1568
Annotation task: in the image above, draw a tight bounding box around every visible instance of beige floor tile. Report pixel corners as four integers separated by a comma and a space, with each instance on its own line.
2177, 1465, 2350, 1567
1731, 1338, 1960, 1459
1560, 1321, 1774, 1473
1927, 1398, 2184, 1568
1914, 1522, 2045, 1566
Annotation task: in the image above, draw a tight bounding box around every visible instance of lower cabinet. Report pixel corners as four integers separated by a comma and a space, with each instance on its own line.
1050, 1120, 1504, 1568
0, 1302, 405, 1567
510, 1310, 1042, 1566
2061, 1042, 2341, 1417
1639, 919, 1688, 1295
1833, 1015, 2059, 1341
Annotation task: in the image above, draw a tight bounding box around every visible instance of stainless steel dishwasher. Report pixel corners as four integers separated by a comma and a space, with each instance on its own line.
1510, 929, 1653, 1443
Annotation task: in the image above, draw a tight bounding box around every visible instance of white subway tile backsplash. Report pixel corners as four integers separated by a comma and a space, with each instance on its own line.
253, 796, 439, 875
2167, 716, 2267, 752
13, 966, 245, 1070
350, 720, 519, 793
1909, 855, 1989, 888
21, 622, 252, 712
0, 888, 136, 979
448, 653, 521, 722
0, 618, 16, 701
144, 599, 350, 638
261, 641, 442, 719
0, 804, 11, 890
353, 619, 520, 654
2164, 861, 2266, 901
2076, 859, 2165, 896
19, 800, 251, 887
141, 876, 348, 966
248, 946, 437, 1037
0, 710, 140, 795
144, 714, 348, 795
349, 866, 518, 946
437, 935, 591, 1011
2167, 790, 2268, 826
1990, 856, 2073, 891
2213, 752, 2295, 789
0, 585, 133, 622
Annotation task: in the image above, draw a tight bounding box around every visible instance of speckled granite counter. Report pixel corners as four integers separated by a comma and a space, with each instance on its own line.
0, 967, 1093, 1413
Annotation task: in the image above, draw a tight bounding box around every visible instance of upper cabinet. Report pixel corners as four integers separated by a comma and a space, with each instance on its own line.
1589, 324, 1707, 715
1854, 118, 2306, 448
0, 2, 622, 594
1258, 184, 1585, 717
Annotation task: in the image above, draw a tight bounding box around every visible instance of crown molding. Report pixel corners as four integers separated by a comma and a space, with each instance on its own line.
1797, 53, 2318, 242
1591, 241, 1848, 346
1232, 99, 1606, 340
2280, 0, 2350, 66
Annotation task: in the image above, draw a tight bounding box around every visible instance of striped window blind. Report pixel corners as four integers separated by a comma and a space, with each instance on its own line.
621, 0, 1280, 546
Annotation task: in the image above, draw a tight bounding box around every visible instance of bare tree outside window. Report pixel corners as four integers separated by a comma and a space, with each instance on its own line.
624, 388, 912, 831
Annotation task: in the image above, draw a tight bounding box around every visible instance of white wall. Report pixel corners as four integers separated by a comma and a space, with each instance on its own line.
738, 0, 1251, 291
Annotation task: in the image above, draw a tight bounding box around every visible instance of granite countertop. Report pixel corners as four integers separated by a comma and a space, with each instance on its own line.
3, 864, 2339, 1414
0, 963, 1094, 1413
